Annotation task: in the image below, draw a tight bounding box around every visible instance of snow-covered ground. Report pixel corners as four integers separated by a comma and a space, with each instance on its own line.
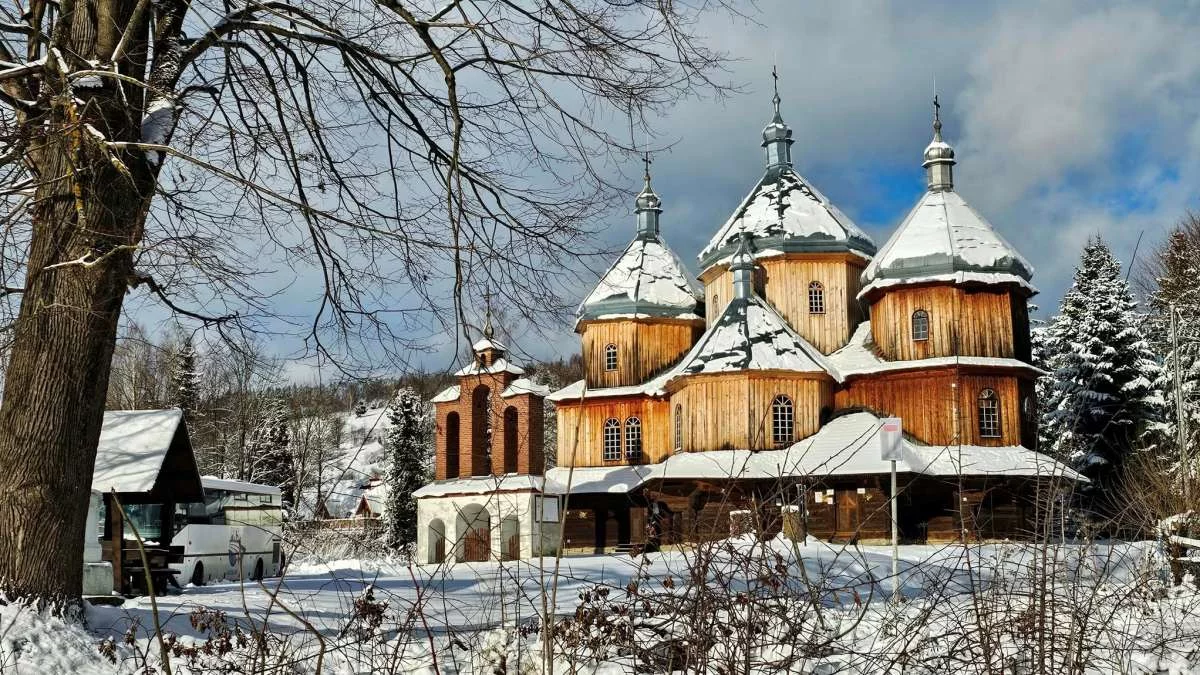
6, 538, 1200, 673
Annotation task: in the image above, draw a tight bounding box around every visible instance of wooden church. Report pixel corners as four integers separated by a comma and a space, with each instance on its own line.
414, 92, 1081, 564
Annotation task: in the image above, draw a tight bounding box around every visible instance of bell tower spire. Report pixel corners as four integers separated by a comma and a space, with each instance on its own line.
761, 66, 794, 169
634, 153, 662, 239
923, 95, 956, 192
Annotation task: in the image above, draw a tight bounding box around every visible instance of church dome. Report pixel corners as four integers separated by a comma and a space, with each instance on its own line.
859, 104, 1034, 301
578, 170, 702, 323
698, 90, 875, 271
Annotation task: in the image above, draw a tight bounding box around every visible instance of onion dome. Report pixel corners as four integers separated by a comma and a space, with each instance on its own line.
859, 101, 1034, 300
577, 168, 703, 323
634, 156, 662, 239
923, 96, 956, 191
699, 85, 874, 271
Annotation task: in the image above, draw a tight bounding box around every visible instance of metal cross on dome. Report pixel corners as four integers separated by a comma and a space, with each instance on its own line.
771, 64, 781, 112
481, 289, 496, 339
642, 152, 652, 184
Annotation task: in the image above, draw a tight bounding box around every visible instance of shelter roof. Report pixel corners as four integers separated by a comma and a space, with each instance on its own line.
94, 409, 203, 502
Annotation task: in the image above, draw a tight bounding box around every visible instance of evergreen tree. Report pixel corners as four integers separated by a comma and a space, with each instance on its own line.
354, 399, 368, 417
383, 388, 431, 553
1145, 227, 1200, 473
1029, 307, 1056, 454
248, 397, 295, 512
170, 335, 201, 418
1041, 237, 1164, 498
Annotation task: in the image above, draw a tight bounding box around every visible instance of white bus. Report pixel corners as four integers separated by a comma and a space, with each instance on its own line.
171, 476, 284, 586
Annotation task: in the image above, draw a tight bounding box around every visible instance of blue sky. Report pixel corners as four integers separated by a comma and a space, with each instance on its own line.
128, 0, 1200, 381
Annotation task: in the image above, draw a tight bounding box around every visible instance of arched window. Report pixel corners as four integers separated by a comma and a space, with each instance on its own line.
772, 395, 794, 448
978, 389, 1001, 438
604, 343, 618, 372
808, 282, 825, 314
674, 404, 683, 451
444, 412, 460, 478
502, 406, 519, 474
912, 309, 930, 341
603, 418, 621, 461
625, 417, 642, 461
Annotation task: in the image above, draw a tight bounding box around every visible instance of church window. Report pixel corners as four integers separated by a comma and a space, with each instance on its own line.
772, 395, 794, 448
808, 282, 825, 314
625, 417, 642, 461
912, 309, 930, 341
603, 418, 621, 461
674, 404, 683, 451
978, 389, 1001, 438
604, 344, 618, 371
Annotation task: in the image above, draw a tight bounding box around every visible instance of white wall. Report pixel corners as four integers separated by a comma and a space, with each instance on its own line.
416, 491, 560, 564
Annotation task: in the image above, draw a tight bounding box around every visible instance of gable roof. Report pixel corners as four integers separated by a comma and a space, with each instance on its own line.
699, 166, 875, 270
578, 235, 702, 323
860, 189, 1033, 299
669, 294, 838, 382
93, 409, 203, 501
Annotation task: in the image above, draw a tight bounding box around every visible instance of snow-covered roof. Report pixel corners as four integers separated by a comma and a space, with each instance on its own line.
544, 465, 654, 494
860, 271, 1038, 299
669, 295, 838, 381
698, 166, 876, 270
546, 370, 673, 403
764, 412, 1083, 481
544, 412, 1082, 493
502, 378, 551, 398
431, 385, 460, 403
93, 409, 198, 495
578, 235, 702, 323
827, 322, 1044, 379
860, 189, 1033, 299
472, 337, 507, 353
454, 357, 525, 377
200, 476, 281, 496
413, 474, 543, 499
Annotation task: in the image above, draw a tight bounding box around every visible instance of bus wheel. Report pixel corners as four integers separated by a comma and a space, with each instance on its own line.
251, 559, 264, 582
191, 562, 205, 587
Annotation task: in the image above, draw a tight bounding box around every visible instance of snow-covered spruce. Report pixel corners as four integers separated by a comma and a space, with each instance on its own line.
1040, 236, 1164, 492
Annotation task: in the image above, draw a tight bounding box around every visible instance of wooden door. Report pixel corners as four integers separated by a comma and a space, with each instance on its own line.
463, 527, 490, 562
836, 491, 860, 538
433, 536, 446, 564
504, 534, 519, 561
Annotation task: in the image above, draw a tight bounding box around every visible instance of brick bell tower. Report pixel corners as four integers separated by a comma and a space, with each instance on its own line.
432, 310, 546, 481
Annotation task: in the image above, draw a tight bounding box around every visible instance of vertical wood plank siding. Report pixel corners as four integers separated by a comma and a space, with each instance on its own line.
700, 253, 866, 354
671, 374, 833, 451
868, 285, 1023, 361
580, 320, 703, 388
834, 368, 1029, 446
555, 397, 672, 467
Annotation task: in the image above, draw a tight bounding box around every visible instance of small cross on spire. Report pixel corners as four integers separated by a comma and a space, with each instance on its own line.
771, 65, 781, 113
933, 94, 942, 135
642, 152, 652, 186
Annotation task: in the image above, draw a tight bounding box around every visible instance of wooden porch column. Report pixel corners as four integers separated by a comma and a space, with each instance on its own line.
105, 494, 123, 593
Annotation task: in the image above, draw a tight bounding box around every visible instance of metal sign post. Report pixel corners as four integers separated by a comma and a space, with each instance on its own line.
880, 417, 902, 603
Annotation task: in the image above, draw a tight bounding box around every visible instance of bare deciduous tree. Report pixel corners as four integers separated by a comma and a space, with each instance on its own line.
0, 0, 733, 604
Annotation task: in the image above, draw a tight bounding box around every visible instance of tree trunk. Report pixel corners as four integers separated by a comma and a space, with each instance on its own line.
0, 0, 154, 603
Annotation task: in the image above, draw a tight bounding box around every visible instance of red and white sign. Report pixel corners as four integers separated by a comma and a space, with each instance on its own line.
880, 417, 903, 461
